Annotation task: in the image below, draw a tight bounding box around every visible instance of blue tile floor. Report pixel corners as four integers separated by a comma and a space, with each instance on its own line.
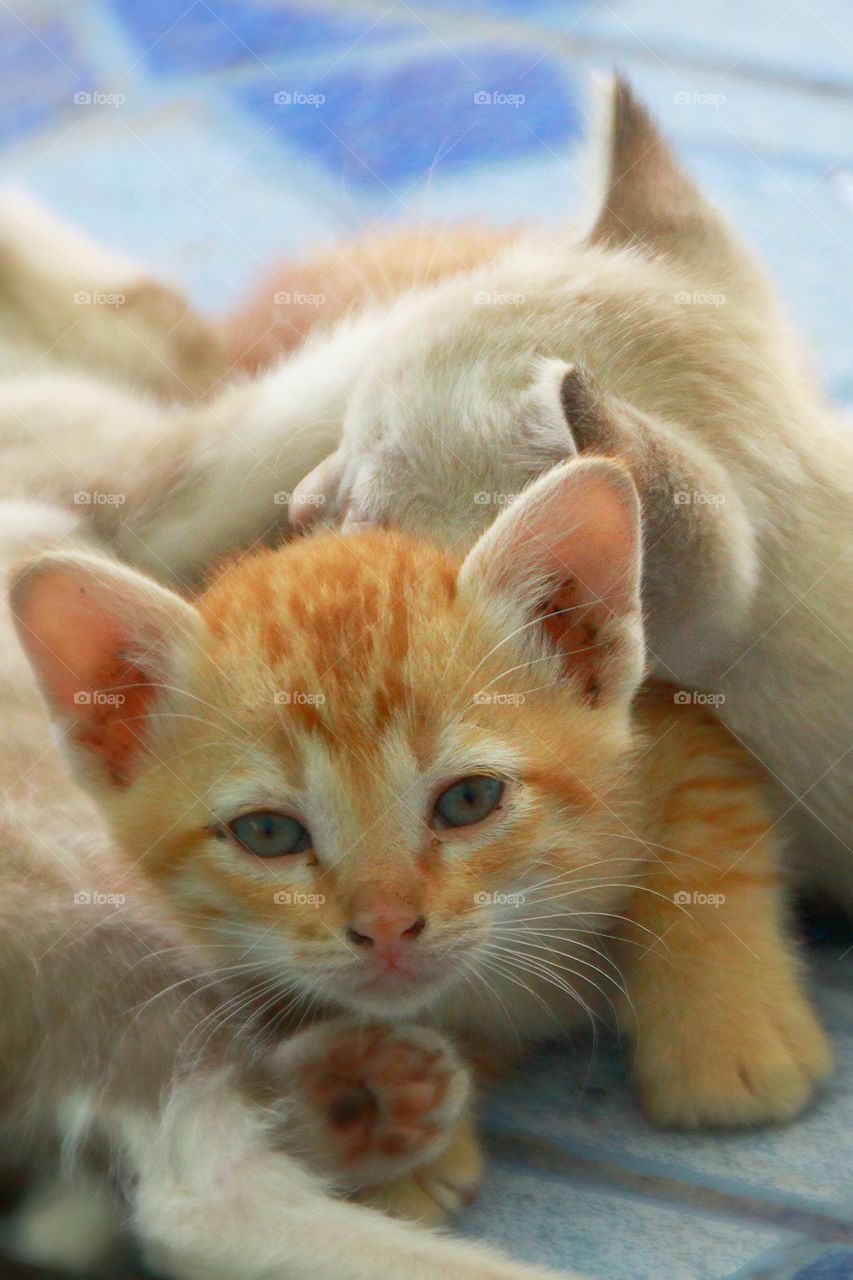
0, 3, 850, 1278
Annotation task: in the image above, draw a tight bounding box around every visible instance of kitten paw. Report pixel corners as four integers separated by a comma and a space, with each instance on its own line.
355, 1114, 483, 1223
282, 1021, 472, 1187
635, 989, 833, 1128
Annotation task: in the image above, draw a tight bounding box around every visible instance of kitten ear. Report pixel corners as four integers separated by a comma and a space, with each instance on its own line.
459, 456, 644, 706
588, 76, 749, 283
289, 451, 347, 530
519, 358, 581, 464
10, 551, 204, 790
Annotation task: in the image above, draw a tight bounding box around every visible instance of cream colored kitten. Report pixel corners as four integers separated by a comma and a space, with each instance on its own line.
286, 82, 852, 907
160, 80, 852, 906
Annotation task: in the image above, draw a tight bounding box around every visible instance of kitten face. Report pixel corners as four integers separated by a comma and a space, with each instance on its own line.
121, 532, 636, 1019
13, 460, 645, 1026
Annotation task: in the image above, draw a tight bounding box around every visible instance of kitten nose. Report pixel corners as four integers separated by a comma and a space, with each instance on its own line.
346, 908, 426, 949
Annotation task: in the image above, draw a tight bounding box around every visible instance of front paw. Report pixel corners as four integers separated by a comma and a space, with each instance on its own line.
634, 987, 833, 1128
278, 1021, 472, 1188
355, 1113, 483, 1224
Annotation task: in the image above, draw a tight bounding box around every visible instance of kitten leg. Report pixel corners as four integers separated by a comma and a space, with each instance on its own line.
118, 1067, 581, 1280
621, 696, 833, 1128
0, 189, 224, 400
111, 314, 379, 583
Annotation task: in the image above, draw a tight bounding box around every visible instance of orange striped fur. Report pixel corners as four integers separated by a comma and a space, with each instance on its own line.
85, 524, 830, 1136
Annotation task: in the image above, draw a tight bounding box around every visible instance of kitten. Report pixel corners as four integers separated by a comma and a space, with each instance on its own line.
159, 79, 850, 909
12, 459, 831, 1265
0, 548, 572, 1272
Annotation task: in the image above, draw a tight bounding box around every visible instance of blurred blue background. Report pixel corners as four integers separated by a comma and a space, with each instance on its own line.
0, 3, 850, 1278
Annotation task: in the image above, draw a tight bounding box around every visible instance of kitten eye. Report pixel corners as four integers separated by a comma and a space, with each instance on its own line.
433, 776, 504, 829
227, 811, 311, 857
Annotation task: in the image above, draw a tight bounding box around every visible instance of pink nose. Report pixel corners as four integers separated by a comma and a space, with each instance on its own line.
346, 907, 426, 952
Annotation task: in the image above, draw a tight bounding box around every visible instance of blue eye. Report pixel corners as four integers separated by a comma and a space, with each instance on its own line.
433, 776, 504, 829
228, 811, 311, 857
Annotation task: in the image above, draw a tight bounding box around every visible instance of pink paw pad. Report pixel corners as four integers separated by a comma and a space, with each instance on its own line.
299, 1026, 459, 1171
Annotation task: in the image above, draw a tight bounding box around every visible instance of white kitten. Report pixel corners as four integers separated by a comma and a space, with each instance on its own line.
205, 80, 852, 904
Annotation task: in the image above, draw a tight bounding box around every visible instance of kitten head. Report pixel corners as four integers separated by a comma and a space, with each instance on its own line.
12, 459, 644, 1023
288, 78, 772, 548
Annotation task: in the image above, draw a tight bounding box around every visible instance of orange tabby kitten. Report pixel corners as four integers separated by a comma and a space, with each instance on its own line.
13, 456, 832, 1236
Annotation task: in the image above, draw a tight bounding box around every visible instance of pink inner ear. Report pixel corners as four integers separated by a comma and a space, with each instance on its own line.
546, 480, 639, 613
17, 570, 156, 783
18, 570, 125, 711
